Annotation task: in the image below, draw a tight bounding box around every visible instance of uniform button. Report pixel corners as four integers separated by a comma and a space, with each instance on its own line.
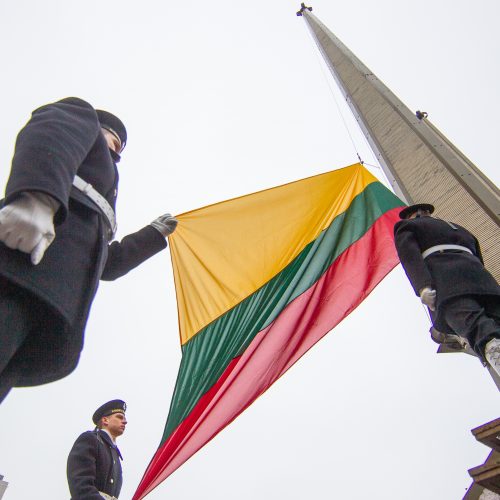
110, 479, 114, 483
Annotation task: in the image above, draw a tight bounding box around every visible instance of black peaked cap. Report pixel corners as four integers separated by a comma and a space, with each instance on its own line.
96, 109, 127, 148
92, 399, 127, 424
399, 203, 435, 220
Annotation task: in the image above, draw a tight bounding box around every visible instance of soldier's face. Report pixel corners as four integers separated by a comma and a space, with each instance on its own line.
102, 128, 123, 154
103, 412, 127, 438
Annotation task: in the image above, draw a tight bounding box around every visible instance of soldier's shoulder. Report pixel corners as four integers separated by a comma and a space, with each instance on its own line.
75, 430, 99, 442
32, 97, 96, 116
55, 97, 95, 109
394, 218, 413, 231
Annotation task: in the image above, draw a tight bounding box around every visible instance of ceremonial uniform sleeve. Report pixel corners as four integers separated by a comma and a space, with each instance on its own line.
100, 225, 168, 281
473, 235, 485, 265
67, 432, 104, 500
394, 220, 433, 295
5, 97, 101, 223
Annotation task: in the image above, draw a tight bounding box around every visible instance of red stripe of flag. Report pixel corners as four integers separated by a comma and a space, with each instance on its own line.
133, 207, 400, 499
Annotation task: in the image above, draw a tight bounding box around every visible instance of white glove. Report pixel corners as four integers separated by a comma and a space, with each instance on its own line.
484, 338, 500, 378
150, 213, 178, 237
419, 287, 436, 311
479, 488, 500, 500
0, 191, 60, 265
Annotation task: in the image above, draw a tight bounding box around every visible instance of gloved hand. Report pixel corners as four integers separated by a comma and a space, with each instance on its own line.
419, 287, 436, 311
484, 338, 500, 377
0, 191, 60, 265
150, 213, 178, 237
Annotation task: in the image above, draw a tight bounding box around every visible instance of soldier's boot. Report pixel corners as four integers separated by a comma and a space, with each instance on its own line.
484, 338, 500, 377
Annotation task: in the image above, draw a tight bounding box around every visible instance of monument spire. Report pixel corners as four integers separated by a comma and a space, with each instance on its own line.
298, 8, 500, 282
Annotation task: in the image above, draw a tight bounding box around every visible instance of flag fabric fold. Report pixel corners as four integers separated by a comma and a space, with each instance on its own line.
133, 163, 404, 499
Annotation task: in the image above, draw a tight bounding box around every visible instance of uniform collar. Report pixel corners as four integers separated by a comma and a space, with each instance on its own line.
101, 428, 116, 444
98, 429, 123, 460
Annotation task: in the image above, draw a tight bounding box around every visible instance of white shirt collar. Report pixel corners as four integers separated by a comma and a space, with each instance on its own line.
101, 428, 116, 444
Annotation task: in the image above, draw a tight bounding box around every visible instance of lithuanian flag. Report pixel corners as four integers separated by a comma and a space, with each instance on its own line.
133, 163, 404, 499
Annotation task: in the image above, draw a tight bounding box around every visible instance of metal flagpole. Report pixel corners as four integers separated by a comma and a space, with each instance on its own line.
297, 3, 500, 383
297, 4, 499, 282
0, 475, 8, 500
297, 3, 500, 376
296, 4, 500, 494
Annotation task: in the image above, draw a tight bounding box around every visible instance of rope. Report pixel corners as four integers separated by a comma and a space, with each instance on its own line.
299, 18, 401, 195
361, 160, 382, 170
300, 20, 395, 181
301, 19, 363, 163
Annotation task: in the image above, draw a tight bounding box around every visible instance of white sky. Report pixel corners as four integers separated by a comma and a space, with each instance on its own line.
0, 1, 499, 499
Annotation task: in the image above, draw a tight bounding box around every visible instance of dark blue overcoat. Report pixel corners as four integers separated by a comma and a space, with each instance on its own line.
0, 97, 167, 386
394, 215, 499, 334
67, 429, 123, 499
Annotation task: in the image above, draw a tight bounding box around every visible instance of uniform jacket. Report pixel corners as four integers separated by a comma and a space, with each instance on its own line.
0, 97, 167, 386
394, 215, 500, 333
67, 429, 123, 499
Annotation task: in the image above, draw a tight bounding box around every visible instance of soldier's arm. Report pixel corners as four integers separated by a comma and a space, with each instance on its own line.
100, 225, 168, 281
394, 221, 434, 296
473, 235, 485, 265
5, 97, 101, 224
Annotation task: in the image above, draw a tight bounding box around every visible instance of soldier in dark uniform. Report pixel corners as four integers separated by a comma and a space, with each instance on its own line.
0, 98, 178, 402
394, 203, 500, 376
67, 399, 128, 499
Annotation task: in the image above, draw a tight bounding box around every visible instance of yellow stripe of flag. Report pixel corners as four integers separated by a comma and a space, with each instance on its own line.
169, 163, 377, 345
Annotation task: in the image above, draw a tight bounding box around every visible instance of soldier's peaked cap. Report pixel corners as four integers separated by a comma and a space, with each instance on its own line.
92, 399, 127, 424
399, 203, 435, 220
96, 109, 127, 148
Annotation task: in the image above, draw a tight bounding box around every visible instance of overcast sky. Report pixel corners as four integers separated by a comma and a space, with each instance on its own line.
0, 1, 499, 499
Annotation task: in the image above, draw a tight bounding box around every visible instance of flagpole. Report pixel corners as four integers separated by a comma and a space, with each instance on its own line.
298, 5, 499, 280
297, 4, 500, 385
